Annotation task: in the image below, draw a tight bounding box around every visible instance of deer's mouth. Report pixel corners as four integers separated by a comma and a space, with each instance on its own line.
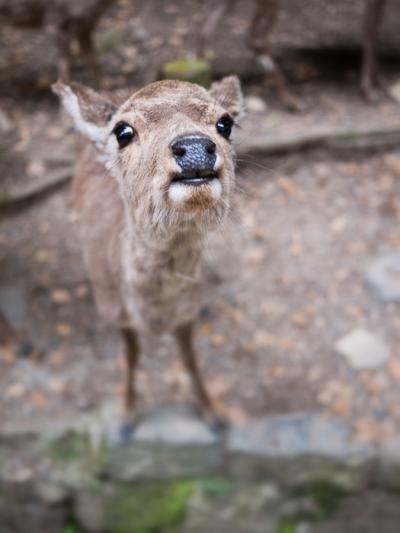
171, 170, 219, 187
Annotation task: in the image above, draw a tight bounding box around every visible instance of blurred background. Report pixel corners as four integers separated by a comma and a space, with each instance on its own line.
2, 1, 400, 531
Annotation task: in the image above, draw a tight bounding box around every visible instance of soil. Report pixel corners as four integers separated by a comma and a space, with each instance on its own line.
1, 0, 400, 446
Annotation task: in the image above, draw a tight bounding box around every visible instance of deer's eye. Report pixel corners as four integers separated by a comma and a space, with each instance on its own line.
216, 114, 234, 140
113, 122, 136, 149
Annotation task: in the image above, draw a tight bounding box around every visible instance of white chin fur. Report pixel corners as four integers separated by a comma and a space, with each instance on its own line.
168, 179, 222, 206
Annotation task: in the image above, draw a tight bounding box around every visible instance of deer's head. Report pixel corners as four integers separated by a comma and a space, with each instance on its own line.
53, 77, 243, 236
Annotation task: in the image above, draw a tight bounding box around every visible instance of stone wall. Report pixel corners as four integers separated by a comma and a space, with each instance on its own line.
1, 405, 400, 532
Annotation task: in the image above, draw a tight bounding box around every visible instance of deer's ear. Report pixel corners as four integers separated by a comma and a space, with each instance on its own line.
52, 81, 117, 144
209, 75, 244, 120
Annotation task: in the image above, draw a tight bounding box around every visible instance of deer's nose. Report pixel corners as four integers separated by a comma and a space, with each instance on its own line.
171, 135, 217, 174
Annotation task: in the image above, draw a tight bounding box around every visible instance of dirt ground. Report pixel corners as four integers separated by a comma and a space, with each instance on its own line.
2, 0, 400, 445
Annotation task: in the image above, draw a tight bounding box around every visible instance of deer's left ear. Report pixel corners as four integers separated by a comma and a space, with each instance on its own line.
208, 75, 244, 121
52, 80, 117, 145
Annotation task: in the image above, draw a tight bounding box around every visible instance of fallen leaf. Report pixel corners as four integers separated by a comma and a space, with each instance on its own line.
48, 350, 65, 367
51, 288, 72, 304
0, 345, 15, 363
200, 323, 211, 337
211, 334, 226, 347
74, 284, 89, 298
277, 177, 297, 196
30, 390, 47, 407
387, 357, 400, 382
56, 323, 72, 337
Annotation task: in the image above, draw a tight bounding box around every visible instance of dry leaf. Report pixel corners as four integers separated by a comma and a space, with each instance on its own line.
56, 322, 72, 337
51, 288, 72, 304
211, 334, 226, 347
30, 390, 47, 407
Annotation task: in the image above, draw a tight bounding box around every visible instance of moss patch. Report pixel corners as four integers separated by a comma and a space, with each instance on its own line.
50, 433, 89, 462
198, 477, 235, 497
279, 519, 296, 533
161, 59, 211, 87
279, 481, 348, 531
110, 480, 193, 533
290, 481, 348, 519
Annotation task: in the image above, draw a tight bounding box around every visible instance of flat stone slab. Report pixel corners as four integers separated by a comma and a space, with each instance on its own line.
334, 329, 390, 369
228, 413, 369, 458
366, 253, 400, 302
134, 404, 218, 445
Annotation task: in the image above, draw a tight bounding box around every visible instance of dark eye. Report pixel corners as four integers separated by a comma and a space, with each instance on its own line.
113, 122, 136, 149
216, 114, 234, 139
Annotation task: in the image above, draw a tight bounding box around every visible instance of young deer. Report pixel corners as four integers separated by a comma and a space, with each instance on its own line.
53, 76, 243, 435
0, 0, 112, 85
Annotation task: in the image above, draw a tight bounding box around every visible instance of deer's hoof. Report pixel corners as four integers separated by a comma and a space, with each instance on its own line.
208, 414, 229, 436
118, 422, 135, 442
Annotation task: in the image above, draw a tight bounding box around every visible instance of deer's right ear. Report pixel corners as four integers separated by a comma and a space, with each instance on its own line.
52, 81, 117, 144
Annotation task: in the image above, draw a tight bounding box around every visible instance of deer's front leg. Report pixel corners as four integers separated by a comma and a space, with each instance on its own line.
361, 0, 387, 101
175, 322, 228, 433
120, 327, 140, 438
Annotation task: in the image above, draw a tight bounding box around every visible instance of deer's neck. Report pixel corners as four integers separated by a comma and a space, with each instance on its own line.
123, 219, 205, 283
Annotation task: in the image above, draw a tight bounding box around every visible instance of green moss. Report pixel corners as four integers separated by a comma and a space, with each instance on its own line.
290, 481, 348, 519
161, 59, 211, 87
198, 477, 235, 497
279, 518, 296, 533
63, 516, 80, 533
50, 433, 89, 462
279, 481, 348, 531
110, 480, 193, 533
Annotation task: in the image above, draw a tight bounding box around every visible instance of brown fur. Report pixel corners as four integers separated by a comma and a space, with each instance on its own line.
53, 77, 244, 428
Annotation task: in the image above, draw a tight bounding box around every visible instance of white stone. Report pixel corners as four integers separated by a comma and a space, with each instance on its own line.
335, 329, 390, 369
245, 95, 268, 114
366, 253, 400, 302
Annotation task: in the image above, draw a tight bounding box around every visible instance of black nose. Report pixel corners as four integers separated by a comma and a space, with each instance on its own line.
171, 135, 217, 175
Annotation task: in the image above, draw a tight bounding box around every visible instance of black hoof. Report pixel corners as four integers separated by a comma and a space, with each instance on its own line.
209, 415, 229, 436
118, 422, 135, 442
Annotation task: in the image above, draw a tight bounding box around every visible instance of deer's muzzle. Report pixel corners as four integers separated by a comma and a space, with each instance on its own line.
171, 135, 217, 186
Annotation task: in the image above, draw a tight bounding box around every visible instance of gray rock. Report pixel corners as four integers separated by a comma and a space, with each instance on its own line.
75, 488, 115, 532
107, 441, 223, 482
335, 329, 390, 369
227, 414, 372, 488
376, 435, 400, 489
134, 404, 218, 445
245, 96, 268, 114
366, 253, 400, 302
34, 480, 69, 505
228, 413, 368, 458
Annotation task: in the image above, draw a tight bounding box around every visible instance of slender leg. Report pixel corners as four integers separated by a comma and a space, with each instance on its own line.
0, 311, 16, 347
78, 28, 101, 89
361, 0, 387, 101
249, 0, 302, 112
120, 327, 140, 435
175, 322, 227, 430
56, 28, 72, 80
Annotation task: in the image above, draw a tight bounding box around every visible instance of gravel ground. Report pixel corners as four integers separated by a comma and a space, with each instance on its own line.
2, 134, 400, 444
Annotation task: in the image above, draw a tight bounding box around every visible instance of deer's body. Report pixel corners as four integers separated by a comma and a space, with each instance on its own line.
0, 0, 112, 83
73, 142, 204, 334
54, 77, 243, 433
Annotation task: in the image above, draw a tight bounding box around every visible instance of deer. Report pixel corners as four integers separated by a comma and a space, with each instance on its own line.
0, 0, 112, 85
248, 0, 387, 109
52, 75, 244, 437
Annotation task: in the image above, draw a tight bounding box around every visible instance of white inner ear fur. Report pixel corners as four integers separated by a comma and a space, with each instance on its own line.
60, 86, 108, 145
168, 180, 222, 205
